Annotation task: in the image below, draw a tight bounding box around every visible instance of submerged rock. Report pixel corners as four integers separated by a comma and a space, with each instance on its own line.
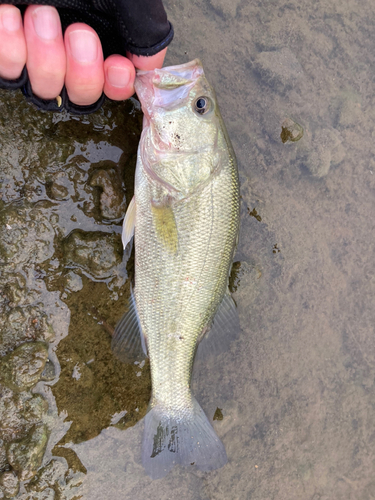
27, 459, 68, 494
301, 127, 345, 178
0, 342, 48, 392
0, 471, 19, 498
90, 169, 126, 220
0, 388, 48, 445
0, 440, 7, 472
7, 424, 49, 481
0, 305, 54, 358
62, 230, 123, 280
280, 118, 304, 143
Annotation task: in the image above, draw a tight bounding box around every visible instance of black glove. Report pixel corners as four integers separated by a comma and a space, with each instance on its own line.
0, 0, 173, 113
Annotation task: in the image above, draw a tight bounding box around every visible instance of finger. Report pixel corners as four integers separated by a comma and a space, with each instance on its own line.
103, 54, 135, 101
126, 47, 167, 71
24, 5, 66, 100
0, 5, 27, 80
64, 23, 104, 106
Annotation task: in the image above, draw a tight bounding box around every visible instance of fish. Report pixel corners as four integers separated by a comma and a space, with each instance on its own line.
112, 59, 240, 479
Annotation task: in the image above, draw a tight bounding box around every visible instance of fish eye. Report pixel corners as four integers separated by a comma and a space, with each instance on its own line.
194, 96, 211, 115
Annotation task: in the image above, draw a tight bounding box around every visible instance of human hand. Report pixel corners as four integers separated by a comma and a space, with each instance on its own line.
0, 0, 173, 113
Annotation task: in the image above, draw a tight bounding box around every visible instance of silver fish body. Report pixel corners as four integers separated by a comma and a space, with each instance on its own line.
113, 60, 240, 479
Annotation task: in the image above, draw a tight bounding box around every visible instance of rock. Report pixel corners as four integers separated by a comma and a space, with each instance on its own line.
253, 48, 303, 91
280, 118, 304, 143
301, 127, 345, 178
27, 459, 68, 494
46, 172, 75, 201
62, 230, 123, 280
0, 342, 48, 392
0, 386, 26, 443
7, 424, 49, 481
64, 271, 83, 294
0, 441, 7, 472
0, 305, 55, 358
39, 360, 56, 383
0, 389, 47, 444
0, 471, 19, 498
0, 304, 55, 362
0, 207, 55, 266
22, 395, 48, 425
90, 169, 126, 220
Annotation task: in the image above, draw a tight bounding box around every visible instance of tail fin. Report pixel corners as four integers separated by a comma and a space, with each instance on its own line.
142, 396, 227, 479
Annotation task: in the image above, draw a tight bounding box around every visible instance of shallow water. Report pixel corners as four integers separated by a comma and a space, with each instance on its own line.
1, 0, 375, 498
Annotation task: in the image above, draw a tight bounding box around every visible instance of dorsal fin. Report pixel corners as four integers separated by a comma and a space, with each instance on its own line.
195, 290, 240, 361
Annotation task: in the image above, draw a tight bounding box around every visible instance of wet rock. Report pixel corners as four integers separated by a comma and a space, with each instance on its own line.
0, 441, 7, 472
0, 305, 54, 358
0, 207, 55, 266
0, 386, 27, 442
280, 118, 304, 143
7, 424, 49, 481
28, 459, 68, 494
22, 395, 48, 425
46, 172, 75, 201
39, 360, 56, 383
0, 471, 19, 498
253, 48, 303, 91
0, 274, 27, 308
90, 169, 126, 220
301, 127, 345, 178
213, 407, 224, 421
0, 389, 47, 444
64, 271, 83, 294
62, 230, 123, 280
0, 342, 48, 392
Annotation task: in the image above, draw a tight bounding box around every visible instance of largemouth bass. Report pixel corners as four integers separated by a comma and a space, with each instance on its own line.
112, 59, 240, 479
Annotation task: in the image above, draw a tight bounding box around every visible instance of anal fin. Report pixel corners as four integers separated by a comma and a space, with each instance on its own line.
111, 288, 147, 363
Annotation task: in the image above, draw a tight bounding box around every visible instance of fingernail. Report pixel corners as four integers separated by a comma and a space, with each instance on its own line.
32, 6, 60, 41
1, 7, 22, 32
69, 30, 98, 63
107, 66, 131, 88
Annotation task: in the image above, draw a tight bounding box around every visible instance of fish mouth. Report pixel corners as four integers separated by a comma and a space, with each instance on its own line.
135, 59, 205, 116
136, 59, 203, 79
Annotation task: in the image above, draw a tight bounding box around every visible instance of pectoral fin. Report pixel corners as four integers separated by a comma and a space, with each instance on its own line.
151, 203, 178, 254
122, 196, 136, 250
